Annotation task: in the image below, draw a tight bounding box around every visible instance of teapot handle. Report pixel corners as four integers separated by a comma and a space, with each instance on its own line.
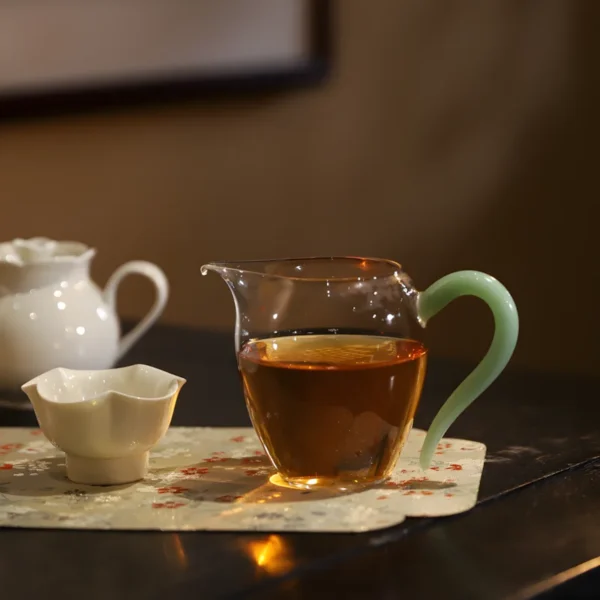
417, 271, 519, 469
103, 261, 169, 361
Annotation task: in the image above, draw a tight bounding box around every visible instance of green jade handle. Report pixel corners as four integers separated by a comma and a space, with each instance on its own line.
417, 271, 519, 470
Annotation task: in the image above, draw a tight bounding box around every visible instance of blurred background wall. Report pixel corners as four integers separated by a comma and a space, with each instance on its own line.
0, 0, 597, 375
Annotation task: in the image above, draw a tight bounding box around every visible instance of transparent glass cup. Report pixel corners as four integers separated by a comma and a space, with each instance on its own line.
202, 257, 518, 490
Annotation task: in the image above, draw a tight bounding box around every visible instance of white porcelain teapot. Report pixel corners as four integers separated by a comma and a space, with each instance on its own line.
0, 237, 168, 390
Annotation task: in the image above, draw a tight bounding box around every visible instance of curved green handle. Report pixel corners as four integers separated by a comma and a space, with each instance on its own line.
417, 271, 519, 470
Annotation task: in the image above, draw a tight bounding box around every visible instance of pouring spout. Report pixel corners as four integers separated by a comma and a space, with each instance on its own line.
201, 260, 284, 289
21, 376, 44, 411
201, 262, 249, 288
201, 259, 296, 354
200, 260, 277, 278
200, 262, 227, 276
201, 262, 250, 354
21, 371, 43, 394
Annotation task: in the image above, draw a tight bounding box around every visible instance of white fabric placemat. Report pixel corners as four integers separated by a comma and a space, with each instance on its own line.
0, 427, 485, 532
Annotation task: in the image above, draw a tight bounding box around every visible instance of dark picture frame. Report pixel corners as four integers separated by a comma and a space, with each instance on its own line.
0, 0, 332, 121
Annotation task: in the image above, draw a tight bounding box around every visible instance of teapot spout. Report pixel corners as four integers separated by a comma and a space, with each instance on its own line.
21, 375, 45, 414
21, 377, 40, 402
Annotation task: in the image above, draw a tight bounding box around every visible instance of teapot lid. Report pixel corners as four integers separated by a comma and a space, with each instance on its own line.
0, 237, 94, 266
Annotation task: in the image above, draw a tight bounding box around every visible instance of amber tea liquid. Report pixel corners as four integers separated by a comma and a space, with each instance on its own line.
238, 334, 427, 489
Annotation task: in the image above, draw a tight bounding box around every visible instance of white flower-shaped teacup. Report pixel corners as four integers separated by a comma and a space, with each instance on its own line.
22, 365, 185, 485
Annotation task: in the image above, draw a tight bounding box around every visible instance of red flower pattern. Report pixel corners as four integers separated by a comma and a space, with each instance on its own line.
230, 436, 246, 443
0, 443, 23, 456
385, 477, 429, 489
181, 467, 209, 476
385, 481, 402, 489
446, 464, 463, 471
157, 486, 188, 495
152, 501, 186, 509
215, 495, 242, 503
0, 463, 13, 470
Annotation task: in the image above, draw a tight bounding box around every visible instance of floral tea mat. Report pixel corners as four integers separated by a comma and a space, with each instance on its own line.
0, 427, 485, 533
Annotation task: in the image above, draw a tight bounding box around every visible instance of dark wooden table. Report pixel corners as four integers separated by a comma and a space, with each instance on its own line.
1, 325, 599, 599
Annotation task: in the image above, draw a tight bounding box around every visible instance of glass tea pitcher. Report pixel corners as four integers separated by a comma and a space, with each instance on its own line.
202, 257, 518, 490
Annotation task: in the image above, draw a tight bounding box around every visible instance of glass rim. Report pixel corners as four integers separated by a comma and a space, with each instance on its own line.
202, 256, 405, 282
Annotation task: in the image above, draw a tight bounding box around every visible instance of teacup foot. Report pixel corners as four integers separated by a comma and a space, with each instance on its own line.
66, 452, 149, 486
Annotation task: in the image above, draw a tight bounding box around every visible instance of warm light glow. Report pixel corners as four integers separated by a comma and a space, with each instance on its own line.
519, 556, 600, 598
245, 535, 294, 576
163, 534, 189, 571
172, 535, 188, 569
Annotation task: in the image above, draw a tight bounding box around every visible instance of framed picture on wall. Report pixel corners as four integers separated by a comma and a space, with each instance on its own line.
0, 0, 331, 119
